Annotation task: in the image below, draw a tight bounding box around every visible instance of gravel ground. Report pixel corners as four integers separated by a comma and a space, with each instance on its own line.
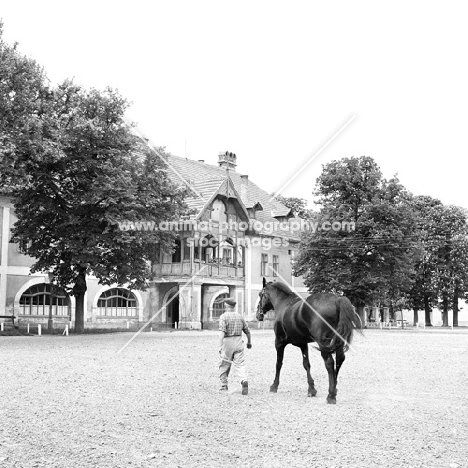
0, 328, 467, 468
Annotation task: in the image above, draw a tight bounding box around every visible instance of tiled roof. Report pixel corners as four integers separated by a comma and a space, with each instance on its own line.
165, 154, 299, 240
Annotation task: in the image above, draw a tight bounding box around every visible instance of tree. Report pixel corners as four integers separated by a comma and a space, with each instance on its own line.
0, 21, 50, 191
274, 195, 312, 218
431, 205, 468, 327
450, 232, 468, 327
2, 75, 189, 332
294, 156, 420, 326
405, 196, 443, 326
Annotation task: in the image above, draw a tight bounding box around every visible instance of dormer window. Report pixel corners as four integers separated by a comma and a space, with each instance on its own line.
211, 199, 227, 223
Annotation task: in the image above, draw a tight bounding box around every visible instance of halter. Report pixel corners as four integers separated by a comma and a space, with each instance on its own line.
257, 289, 266, 318
256, 286, 272, 320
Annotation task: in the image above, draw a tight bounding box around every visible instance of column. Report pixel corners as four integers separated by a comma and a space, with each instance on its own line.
245, 243, 252, 318
228, 285, 238, 313
373, 306, 380, 323
179, 282, 202, 330
191, 283, 202, 329
383, 307, 390, 323
147, 285, 160, 324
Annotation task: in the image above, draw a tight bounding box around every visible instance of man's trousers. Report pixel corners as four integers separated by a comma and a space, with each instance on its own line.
219, 335, 247, 387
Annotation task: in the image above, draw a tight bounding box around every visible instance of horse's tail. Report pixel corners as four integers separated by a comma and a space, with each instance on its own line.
327, 297, 362, 353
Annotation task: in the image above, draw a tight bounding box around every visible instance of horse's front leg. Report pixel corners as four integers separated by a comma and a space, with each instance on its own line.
321, 350, 337, 404
270, 342, 286, 393
299, 344, 317, 397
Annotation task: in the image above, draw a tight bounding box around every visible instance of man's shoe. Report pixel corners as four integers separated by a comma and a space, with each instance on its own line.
241, 380, 248, 395
219, 385, 228, 391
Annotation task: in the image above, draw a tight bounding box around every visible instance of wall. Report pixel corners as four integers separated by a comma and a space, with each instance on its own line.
7, 210, 35, 268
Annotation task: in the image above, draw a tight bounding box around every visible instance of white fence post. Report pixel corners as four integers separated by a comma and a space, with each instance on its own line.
38, 324, 42, 336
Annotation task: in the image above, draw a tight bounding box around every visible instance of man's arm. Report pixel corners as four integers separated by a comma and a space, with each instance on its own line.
218, 330, 226, 351
243, 320, 252, 349
218, 314, 227, 352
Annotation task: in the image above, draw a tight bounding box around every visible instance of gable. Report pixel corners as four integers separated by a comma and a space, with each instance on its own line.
163, 153, 299, 239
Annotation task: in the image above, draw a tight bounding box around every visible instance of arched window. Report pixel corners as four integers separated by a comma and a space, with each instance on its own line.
97, 288, 137, 317
212, 293, 229, 320
19, 284, 70, 316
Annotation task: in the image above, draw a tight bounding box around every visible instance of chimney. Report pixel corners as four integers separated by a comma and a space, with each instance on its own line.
218, 151, 237, 171
240, 174, 249, 203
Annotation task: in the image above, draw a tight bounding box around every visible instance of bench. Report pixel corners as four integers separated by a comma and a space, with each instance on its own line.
0, 315, 17, 329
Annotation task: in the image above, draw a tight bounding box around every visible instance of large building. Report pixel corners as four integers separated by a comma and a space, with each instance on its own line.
0, 151, 307, 331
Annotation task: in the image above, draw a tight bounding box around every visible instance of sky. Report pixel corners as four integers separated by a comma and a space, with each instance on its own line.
1, 1, 467, 209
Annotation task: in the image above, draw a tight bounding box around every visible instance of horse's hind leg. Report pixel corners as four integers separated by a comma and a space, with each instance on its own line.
335, 346, 346, 381
299, 344, 317, 397
332, 347, 346, 396
270, 342, 286, 393
321, 351, 337, 404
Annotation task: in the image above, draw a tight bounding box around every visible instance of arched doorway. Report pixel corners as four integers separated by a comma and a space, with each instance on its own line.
211, 292, 229, 321
166, 292, 180, 328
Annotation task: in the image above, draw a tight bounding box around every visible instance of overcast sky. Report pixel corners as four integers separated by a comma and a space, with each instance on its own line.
2, 1, 467, 208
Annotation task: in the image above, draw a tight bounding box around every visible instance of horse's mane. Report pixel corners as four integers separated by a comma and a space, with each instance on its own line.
269, 281, 293, 296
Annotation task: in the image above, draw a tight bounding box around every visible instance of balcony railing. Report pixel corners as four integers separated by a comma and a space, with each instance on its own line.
154, 262, 244, 278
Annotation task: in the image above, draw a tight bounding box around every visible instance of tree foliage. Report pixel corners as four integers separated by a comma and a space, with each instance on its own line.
294, 156, 468, 327
403, 196, 442, 326
0, 21, 51, 190
294, 156, 421, 324
0, 29, 189, 332
431, 204, 468, 326
274, 195, 312, 219
405, 198, 468, 326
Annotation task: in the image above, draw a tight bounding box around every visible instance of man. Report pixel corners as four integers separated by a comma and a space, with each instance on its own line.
218, 298, 252, 395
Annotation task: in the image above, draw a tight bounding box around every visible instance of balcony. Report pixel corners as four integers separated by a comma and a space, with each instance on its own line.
153, 261, 244, 278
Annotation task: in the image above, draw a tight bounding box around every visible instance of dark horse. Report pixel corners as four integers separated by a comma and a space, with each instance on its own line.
256, 278, 360, 404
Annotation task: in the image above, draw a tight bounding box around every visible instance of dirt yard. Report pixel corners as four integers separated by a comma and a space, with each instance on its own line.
0, 327, 467, 468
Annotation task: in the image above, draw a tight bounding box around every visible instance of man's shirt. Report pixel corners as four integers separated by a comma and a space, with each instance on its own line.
219, 311, 250, 337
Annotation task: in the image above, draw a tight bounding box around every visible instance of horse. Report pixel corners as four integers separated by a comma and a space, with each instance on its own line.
256, 278, 360, 404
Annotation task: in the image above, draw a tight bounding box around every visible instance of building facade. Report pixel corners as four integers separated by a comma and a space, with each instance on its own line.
0, 151, 308, 331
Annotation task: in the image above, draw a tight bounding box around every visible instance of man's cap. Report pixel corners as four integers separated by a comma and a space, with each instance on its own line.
222, 298, 236, 306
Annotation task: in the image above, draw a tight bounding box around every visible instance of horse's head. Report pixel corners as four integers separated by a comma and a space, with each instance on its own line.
256, 278, 274, 321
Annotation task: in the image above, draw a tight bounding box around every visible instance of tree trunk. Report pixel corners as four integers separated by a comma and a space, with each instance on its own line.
453, 289, 459, 327
413, 308, 419, 326
73, 267, 88, 333
424, 292, 432, 326
355, 304, 366, 329
441, 295, 449, 327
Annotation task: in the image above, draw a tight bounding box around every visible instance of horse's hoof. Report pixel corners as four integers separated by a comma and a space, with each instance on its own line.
270, 386, 278, 393
326, 396, 336, 404
308, 389, 317, 397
